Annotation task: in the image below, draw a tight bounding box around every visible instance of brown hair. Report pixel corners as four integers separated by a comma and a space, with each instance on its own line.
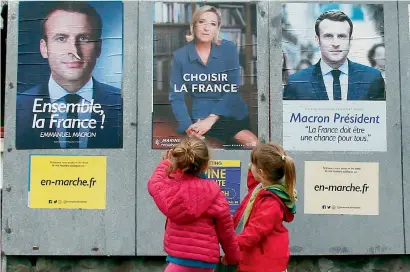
250, 143, 296, 203
41, 1, 103, 41
315, 10, 353, 38
167, 138, 210, 176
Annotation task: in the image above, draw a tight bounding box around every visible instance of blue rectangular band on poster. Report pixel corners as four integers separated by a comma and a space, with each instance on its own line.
205, 160, 241, 215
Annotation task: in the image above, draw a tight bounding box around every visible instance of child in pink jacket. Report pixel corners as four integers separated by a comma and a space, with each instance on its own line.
148, 138, 240, 272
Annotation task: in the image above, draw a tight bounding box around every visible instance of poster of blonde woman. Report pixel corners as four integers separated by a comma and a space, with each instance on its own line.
152, 2, 258, 150
282, 3, 386, 152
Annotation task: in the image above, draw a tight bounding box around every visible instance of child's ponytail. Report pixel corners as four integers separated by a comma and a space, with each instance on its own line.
250, 143, 297, 203
282, 154, 296, 203
167, 138, 210, 176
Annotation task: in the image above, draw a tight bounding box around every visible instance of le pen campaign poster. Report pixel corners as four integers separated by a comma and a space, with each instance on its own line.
205, 160, 241, 215
16, 1, 123, 149
282, 4, 386, 152
152, 2, 259, 150
29, 155, 107, 209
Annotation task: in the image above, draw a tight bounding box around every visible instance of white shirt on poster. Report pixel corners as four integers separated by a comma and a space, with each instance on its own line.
320, 59, 349, 100
48, 76, 94, 148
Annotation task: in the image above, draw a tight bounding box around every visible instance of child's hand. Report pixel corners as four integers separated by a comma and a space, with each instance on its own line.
161, 150, 172, 161
221, 255, 228, 265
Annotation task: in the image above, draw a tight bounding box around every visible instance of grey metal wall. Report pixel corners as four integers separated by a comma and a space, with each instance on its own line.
2, 1, 138, 255
136, 1, 270, 255
271, 1, 404, 255
2, 0, 409, 257
399, 0, 410, 254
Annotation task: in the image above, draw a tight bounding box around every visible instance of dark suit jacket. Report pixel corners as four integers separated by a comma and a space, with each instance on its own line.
283, 59, 385, 101
16, 78, 123, 149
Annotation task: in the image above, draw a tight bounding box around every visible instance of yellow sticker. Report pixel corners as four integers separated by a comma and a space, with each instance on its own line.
29, 155, 106, 209
208, 160, 241, 167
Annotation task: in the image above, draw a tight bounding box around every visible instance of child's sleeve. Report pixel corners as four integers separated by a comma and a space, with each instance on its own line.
147, 160, 171, 194
236, 198, 282, 250
246, 166, 259, 191
232, 168, 258, 227
147, 160, 176, 215
214, 191, 240, 264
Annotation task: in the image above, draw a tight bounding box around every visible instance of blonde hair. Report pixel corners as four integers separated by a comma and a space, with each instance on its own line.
250, 143, 297, 203
167, 138, 210, 176
186, 5, 222, 45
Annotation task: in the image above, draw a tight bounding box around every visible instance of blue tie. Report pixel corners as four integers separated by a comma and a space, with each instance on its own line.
331, 69, 342, 100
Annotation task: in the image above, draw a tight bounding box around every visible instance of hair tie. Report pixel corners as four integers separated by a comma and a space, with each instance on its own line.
281, 155, 286, 161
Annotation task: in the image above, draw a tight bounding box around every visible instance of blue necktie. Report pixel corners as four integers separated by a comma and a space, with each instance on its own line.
331, 69, 342, 100
65, 94, 81, 148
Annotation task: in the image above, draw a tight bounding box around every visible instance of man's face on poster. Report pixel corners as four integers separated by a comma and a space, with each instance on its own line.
40, 10, 101, 87
316, 19, 351, 67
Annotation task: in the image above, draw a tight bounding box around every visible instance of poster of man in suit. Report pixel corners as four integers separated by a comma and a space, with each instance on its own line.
16, 1, 123, 149
282, 3, 386, 152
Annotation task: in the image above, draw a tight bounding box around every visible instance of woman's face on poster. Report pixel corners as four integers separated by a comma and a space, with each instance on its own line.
195, 11, 219, 43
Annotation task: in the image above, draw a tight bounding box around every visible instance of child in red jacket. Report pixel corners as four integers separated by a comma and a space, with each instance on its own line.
222, 143, 297, 272
148, 138, 240, 272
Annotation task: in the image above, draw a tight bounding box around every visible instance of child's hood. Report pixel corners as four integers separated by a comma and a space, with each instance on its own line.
164, 171, 222, 224
280, 199, 295, 223
247, 165, 297, 223
262, 187, 296, 223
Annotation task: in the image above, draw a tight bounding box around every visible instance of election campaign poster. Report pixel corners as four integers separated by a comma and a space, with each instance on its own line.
282, 3, 386, 151
205, 160, 241, 215
152, 2, 258, 150
304, 161, 379, 215
16, 1, 123, 149
29, 155, 107, 209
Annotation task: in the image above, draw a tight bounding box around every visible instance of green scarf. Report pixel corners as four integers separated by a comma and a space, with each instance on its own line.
236, 182, 297, 233
265, 183, 297, 214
